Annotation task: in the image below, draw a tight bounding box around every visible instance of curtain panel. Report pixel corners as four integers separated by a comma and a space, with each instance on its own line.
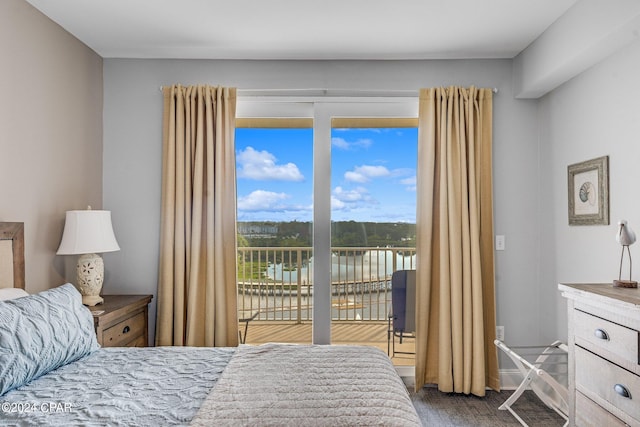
156, 84, 239, 347
415, 86, 499, 395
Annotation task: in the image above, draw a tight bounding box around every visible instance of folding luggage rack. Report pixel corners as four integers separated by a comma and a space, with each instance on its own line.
494, 339, 569, 427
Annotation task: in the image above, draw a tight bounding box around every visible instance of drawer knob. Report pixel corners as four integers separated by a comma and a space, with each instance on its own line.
594, 328, 609, 340
122, 325, 131, 334
614, 384, 631, 399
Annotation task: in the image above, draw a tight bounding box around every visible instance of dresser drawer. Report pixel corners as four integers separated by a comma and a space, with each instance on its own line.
576, 346, 640, 424
574, 309, 639, 368
576, 391, 628, 427
102, 311, 145, 346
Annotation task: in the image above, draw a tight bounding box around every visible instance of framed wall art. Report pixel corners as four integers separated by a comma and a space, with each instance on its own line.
567, 155, 609, 226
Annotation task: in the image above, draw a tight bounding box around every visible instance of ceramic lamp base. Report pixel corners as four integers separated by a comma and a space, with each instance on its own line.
76, 253, 105, 306
613, 279, 638, 288
82, 294, 104, 306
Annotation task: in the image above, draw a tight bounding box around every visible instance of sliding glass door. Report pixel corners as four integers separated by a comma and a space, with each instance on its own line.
236, 98, 418, 346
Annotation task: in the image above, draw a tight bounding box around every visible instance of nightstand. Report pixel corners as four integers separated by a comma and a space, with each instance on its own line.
90, 294, 153, 347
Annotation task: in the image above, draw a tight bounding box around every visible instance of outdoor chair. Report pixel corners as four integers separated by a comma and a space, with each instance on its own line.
238, 309, 259, 344
387, 269, 416, 357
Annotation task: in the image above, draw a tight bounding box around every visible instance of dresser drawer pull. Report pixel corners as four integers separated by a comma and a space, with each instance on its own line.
614, 384, 631, 399
122, 325, 130, 334
594, 328, 609, 340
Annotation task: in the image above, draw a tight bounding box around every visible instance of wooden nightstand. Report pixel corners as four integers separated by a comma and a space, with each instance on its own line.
90, 294, 153, 347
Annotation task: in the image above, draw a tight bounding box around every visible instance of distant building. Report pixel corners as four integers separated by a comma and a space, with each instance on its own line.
238, 223, 279, 238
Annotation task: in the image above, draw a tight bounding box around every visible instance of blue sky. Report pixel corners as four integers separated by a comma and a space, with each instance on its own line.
235, 127, 417, 223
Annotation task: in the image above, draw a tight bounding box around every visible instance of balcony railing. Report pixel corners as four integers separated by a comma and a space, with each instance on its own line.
237, 246, 416, 323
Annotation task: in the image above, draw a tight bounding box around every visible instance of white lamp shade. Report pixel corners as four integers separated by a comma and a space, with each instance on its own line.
57, 210, 120, 255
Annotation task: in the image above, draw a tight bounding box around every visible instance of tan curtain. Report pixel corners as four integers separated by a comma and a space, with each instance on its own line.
156, 84, 239, 347
415, 87, 499, 395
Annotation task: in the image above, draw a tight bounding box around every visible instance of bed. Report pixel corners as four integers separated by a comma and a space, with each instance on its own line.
0, 222, 421, 426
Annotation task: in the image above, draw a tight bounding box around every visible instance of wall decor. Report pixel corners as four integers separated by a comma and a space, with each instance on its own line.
567, 155, 609, 225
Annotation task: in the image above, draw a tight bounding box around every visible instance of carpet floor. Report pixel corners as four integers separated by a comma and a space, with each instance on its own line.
410, 387, 565, 426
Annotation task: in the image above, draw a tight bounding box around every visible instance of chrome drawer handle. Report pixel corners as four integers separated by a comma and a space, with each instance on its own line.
614, 384, 631, 399
122, 325, 131, 334
594, 328, 609, 340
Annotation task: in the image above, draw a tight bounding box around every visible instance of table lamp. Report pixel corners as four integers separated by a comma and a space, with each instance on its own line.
613, 219, 638, 288
57, 208, 120, 305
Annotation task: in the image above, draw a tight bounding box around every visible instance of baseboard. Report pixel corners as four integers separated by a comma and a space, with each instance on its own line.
398, 367, 524, 391
396, 366, 415, 388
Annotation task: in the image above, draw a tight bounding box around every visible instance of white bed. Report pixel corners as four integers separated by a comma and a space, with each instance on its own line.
0, 222, 421, 426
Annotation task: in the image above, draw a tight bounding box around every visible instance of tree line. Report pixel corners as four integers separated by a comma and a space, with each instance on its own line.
238, 220, 416, 248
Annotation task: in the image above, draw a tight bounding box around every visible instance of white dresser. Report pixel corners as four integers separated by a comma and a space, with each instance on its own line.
559, 283, 640, 427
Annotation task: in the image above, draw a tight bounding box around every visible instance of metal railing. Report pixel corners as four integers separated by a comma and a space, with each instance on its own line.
237, 246, 416, 323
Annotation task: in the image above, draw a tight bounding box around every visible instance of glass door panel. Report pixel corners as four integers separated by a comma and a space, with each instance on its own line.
235, 127, 313, 344
330, 122, 417, 354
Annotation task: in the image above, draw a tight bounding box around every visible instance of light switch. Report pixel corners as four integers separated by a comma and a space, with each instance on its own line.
495, 235, 505, 251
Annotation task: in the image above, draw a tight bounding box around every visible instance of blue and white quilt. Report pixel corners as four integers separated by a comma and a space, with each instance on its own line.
0, 346, 234, 426
0, 284, 235, 426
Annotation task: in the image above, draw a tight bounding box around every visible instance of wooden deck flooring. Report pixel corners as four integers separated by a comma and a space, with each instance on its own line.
243, 321, 415, 366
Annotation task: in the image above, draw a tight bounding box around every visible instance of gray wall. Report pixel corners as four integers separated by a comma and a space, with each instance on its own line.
11, 0, 635, 353
539, 36, 640, 340
0, 0, 103, 292
103, 59, 542, 346
7, 0, 638, 360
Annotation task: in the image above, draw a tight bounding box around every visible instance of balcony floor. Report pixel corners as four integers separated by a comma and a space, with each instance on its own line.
243, 321, 415, 367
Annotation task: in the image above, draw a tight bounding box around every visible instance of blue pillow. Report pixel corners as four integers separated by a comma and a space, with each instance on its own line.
0, 283, 99, 396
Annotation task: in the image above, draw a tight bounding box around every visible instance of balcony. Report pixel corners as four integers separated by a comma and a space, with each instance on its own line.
237, 246, 416, 365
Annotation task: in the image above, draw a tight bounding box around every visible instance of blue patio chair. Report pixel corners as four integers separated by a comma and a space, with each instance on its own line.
387, 269, 416, 357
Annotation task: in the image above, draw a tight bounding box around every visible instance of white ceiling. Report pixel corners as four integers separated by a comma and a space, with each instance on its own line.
24, 0, 578, 60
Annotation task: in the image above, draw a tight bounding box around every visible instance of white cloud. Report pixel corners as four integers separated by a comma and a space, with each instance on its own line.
400, 177, 416, 186
331, 137, 372, 150
331, 196, 346, 210
237, 147, 303, 181
333, 186, 368, 202
331, 186, 376, 212
391, 167, 414, 178
344, 171, 367, 183
238, 190, 313, 215
238, 190, 290, 211
332, 137, 350, 150
400, 176, 416, 191
344, 165, 390, 183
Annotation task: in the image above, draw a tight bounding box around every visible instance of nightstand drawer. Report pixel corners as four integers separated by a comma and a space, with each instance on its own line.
576, 346, 640, 423
128, 334, 147, 347
574, 309, 639, 368
93, 295, 152, 347
103, 311, 145, 346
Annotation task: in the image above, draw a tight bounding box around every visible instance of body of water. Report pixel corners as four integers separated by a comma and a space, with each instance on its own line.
266, 249, 416, 284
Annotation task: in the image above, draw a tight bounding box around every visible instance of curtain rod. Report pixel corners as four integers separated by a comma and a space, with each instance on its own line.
158, 87, 498, 95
